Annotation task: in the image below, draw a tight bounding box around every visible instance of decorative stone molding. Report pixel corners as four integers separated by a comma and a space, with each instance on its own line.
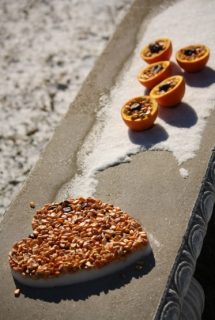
155, 149, 215, 319
181, 277, 205, 320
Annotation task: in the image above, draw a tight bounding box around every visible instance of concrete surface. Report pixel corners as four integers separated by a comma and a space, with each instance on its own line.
0, 0, 215, 319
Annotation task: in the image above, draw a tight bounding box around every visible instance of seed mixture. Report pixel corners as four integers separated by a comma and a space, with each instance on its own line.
124, 98, 153, 120
140, 63, 164, 80
14, 288, 21, 297
156, 77, 178, 95
178, 45, 206, 61
30, 202, 36, 209
144, 40, 166, 57
9, 197, 148, 279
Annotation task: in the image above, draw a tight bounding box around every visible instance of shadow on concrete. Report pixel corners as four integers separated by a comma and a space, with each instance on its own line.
128, 124, 168, 147
183, 66, 215, 88
14, 250, 155, 303
171, 61, 184, 76
158, 102, 198, 128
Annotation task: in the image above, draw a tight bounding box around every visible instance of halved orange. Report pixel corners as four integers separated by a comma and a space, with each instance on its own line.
140, 38, 172, 64
121, 96, 158, 131
137, 61, 172, 90
176, 44, 210, 72
150, 75, 185, 107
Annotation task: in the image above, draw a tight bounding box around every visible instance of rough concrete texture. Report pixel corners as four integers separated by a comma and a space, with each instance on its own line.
0, 0, 215, 319
0, 0, 131, 220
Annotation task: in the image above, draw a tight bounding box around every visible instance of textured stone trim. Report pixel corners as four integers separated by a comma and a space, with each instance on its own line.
181, 277, 205, 320
155, 148, 215, 319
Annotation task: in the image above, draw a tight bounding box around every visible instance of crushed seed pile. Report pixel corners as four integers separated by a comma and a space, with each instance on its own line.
140, 63, 164, 80
9, 197, 148, 278
0, 0, 130, 222
124, 98, 153, 120
178, 45, 207, 61
58, 0, 215, 198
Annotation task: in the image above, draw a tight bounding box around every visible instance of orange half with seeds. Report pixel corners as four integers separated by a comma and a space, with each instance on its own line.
121, 96, 158, 131
150, 75, 185, 107
176, 44, 210, 72
140, 38, 172, 64
137, 61, 172, 90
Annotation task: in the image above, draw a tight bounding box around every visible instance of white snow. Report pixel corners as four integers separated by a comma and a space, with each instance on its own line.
179, 168, 189, 179
148, 233, 161, 249
0, 0, 130, 221
57, 0, 215, 200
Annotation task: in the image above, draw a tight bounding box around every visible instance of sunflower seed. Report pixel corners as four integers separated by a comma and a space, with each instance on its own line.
149, 42, 163, 53
130, 103, 141, 111
63, 206, 72, 213
159, 83, 171, 92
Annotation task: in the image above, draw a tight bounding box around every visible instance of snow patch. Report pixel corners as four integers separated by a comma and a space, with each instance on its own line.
179, 168, 189, 179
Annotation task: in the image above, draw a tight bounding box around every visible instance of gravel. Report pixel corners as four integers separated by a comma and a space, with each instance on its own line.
0, 0, 131, 222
